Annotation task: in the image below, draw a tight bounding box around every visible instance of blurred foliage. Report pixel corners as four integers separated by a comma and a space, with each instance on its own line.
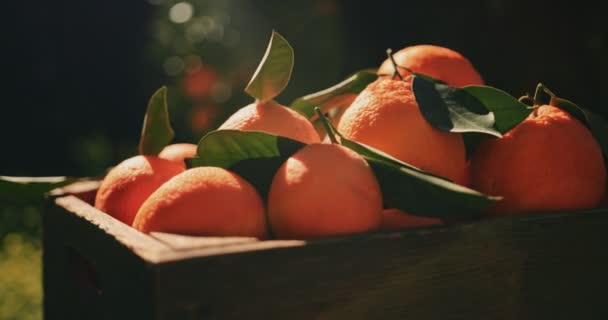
0, 227, 42, 320
144, 0, 346, 145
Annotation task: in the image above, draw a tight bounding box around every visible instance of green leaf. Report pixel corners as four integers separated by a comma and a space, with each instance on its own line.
192, 130, 306, 197
139, 86, 175, 155
0, 176, 78, 204
290, 70, 378, 118
464, 86, 532, 134
550, 97, 608, 159
315, 109, 499, 219
412, 75, 501, 137
367, 159, 498, 219
244, 31, 294, 103
338, 137, 441, 178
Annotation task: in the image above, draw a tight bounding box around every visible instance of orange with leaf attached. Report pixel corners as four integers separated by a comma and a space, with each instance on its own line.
219, 100, 320, 144
268, 143, 383, 239
338, 78, 468, 185
95, 155, 185, 225
133, 167, 267, 238
378, 44, 484, 87
471, 105, 606, 214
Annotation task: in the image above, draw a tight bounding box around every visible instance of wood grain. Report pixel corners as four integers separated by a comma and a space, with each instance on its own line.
44, 195, 159, 320
44, 185, 608, 320
153, 210, 608, 320
54, 196, 170, 263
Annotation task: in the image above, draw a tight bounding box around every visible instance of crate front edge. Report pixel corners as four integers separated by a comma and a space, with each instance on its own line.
44, 183, 608, 320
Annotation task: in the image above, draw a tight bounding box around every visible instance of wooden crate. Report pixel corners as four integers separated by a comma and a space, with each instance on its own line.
43, 182, 608, 320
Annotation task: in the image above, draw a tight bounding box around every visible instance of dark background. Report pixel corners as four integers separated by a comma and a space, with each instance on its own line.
3, 0, 607, 178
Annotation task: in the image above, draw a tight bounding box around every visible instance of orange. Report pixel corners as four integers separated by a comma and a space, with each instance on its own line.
183, 63, 218, 98
133, 167, 267, 238
381, 209, 442, 230
377, 44, 484, 87
94, 155, 185, 225
219, 100, 320, 144
471, 105, 606, 214
337, 78, 468, 185
268, 143, 383, 239
158, 143, 197, 163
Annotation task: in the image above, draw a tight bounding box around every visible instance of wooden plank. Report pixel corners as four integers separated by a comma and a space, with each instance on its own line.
155, 238, 307, 262
153, 209, 608, 320
54, 196, 170, 263
44, 195, 160, 320
151, 232, 259, 251
48, 180, 100, 196
47, 185, 608, 319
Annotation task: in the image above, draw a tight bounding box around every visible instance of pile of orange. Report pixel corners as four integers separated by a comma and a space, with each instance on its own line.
94, 43, 607, 240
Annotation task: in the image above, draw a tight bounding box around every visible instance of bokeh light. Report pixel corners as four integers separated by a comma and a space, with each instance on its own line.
169, 2, 194, 24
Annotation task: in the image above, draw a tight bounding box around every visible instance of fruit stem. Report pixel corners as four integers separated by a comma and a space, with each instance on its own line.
518, 94, 534, 106
315, 107, 339, 144
540, 83, 556, 98
386, 48, 404, 81
531, 83, 543, 106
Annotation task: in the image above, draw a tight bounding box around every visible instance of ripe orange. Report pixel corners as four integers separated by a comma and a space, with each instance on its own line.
337, 78, 468, 185
133, 167, 267, 238
268, 143, 383, 239
471, 105, 606, 214
94, 155, 185, 225
377, 44, 484, 87
158, 143, 197, 163
381, 209, 442, 230
219, 100, 320, 144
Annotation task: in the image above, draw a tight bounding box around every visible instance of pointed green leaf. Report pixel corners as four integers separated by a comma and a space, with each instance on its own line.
191, 130, 306, 197
464, 85, 532, 134
316, 109, 499, 219
1, 176, 78, 204
338, 137, 443, 178
412, 75, 501, 137
339, 135, 499, 219
367, 158, 498, 219
290, 70, 378, 118
244, 31, 294, 102
314, 106, 431, 176
550, 97, 608, 159
139, 87, 175, 155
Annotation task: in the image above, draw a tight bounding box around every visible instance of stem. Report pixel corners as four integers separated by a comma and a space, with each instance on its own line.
532, 83, 544, 106
518, 94, 536, 107
315, 107, 338, 144
386, 48, 404, 81
541, 83, 556, 98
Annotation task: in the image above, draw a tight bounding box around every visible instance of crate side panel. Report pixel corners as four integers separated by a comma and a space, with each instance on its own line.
154, 210, 608, 320
43, 197, 158, 320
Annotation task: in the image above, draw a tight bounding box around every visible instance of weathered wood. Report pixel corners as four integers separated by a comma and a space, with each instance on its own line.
151, 232, 260, 251
48, 180, 100, 203
54, 196, 170, 262
44, 184, 608, 320
152, 209, 608, 319
44, 194, 167, 320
